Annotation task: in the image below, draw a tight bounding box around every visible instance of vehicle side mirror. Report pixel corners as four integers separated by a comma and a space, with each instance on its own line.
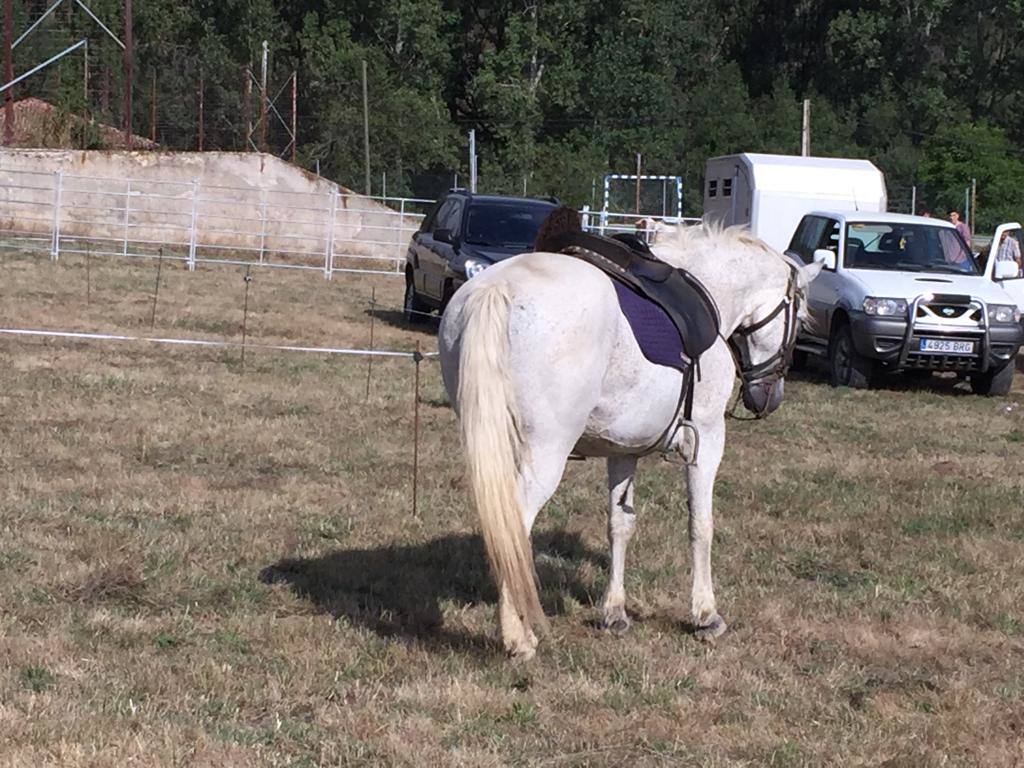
995, 259, 1019, 280
812, 248, 837, 270
433, 228, 455, 245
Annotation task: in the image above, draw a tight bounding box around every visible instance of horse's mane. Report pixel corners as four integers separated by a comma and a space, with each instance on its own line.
649, 221, 812, 320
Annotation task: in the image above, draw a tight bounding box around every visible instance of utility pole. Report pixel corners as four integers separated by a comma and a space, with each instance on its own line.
362, 59, 370, 195
259, 40, 268, 152
3, 0, 13, 145
635, 153, 642, 214
197, 69, 204, 151
469, 129, 477, 193
242, 65, 251, 150
123, 0, 132, 147
971, 177, 977, 233
290, 70, 297, 164
801, 98, 810, 157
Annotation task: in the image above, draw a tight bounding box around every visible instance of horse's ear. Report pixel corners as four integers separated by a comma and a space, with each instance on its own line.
800, 260, 825, 283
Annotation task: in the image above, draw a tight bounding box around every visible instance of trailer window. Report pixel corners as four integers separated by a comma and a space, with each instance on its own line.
707, 180, 717, 199
722, 178, 732, 197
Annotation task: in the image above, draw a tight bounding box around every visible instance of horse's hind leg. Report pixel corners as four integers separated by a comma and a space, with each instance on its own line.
499, 444, 572, 660
601, 455, 638, 634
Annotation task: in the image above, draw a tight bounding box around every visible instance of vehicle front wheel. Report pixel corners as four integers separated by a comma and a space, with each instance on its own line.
404, 274, 431, 325
970, 360, 1015, 396
828, 324, 874, 389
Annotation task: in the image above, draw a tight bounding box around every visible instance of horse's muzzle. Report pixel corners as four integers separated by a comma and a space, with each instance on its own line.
742, 377, 785, 418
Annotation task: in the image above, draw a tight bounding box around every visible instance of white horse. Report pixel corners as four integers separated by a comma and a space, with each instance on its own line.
438, 223, 822, 660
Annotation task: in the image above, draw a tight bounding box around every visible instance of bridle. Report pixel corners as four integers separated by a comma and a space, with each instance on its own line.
725, 262, 802, 418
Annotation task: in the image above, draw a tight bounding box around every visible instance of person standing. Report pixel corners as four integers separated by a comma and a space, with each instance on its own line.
996, 230, 1022, 277
949, 210, 971, 248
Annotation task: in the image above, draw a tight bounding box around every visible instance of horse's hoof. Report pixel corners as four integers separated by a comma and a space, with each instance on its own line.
694, 615, 728, 643
601, 616, 633, 635
507, 644, 536, 663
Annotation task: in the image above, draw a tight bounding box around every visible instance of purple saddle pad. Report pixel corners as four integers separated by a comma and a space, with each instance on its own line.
613, 280, 688, 372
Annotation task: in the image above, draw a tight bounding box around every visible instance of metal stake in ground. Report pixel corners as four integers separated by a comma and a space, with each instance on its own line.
365, 286, 377, 400
85, 242, 91, 305
412, 341, 423, 517
149, 246, 163, 330
240, 265, 253, 370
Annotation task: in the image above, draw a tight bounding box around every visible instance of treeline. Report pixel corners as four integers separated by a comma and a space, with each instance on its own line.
9, 0, 1024, 227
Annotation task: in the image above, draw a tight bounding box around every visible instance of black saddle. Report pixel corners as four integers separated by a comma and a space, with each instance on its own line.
545, 230, 720, 361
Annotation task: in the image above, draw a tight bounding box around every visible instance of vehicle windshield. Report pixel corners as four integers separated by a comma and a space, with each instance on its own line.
844, 222, 979, 275
463, 203, 552, 247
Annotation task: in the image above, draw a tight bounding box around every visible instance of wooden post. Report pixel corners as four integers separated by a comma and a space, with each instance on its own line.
3, 0, 13, 145
123, 0, 133, 148
412, 341, 422, 517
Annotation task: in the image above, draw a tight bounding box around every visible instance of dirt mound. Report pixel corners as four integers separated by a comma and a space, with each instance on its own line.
0, 97, 156, 149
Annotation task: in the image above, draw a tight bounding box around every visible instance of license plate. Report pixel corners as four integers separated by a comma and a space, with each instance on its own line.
919, 338, 974, 354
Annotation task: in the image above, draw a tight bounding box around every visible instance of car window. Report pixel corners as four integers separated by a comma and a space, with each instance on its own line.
419, 201, 441, 233
816, 219, 840, 254
789, 216, 826, 263
845, 222, 980, 275
437, 199, 464, 234
463, 203, 553, 247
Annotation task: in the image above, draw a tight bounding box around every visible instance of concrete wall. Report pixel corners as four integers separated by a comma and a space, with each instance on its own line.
0, 150, 424, 268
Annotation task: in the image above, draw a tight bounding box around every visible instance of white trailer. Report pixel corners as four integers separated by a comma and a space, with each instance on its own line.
702, 153, 887, 252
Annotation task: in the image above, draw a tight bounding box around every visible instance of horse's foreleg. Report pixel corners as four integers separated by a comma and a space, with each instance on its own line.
687, 420, 728, 641
601, 455, 638, 633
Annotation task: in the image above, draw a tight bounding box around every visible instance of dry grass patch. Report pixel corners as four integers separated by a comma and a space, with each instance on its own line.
2, 251, 1024, 765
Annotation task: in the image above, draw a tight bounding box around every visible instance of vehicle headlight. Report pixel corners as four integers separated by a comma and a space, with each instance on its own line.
987, 304, 1021, 324
863, 297, 908, 317
463, 258, 489, 279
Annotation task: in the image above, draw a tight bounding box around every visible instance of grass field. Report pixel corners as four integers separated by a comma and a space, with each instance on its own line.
2, 251, 1024, 766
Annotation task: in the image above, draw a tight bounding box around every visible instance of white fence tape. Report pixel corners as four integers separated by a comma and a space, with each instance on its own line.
0, 328, 437, 359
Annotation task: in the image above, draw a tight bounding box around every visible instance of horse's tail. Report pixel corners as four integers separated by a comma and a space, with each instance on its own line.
457, 283, 547, 634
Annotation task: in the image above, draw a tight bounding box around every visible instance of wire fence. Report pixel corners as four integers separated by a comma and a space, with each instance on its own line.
0, 166, 433, 276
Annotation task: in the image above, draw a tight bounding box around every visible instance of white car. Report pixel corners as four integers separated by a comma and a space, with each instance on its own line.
787, 211, 1024, 395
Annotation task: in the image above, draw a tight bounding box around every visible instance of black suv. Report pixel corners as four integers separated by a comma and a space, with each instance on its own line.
404, 190, 558, 322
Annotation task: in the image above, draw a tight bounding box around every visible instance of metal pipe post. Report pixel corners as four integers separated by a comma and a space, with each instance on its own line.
123, 0, 132, 147
290, 70, 296, 163
51, 170, 63, 261
187, 179, 199, 271
3, 0, 13, 145
259, 41, 268, 152
362, 59, 370, 195
197, 69, 204, 150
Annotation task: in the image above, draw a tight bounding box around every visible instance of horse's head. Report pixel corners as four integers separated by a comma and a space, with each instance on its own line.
639, 220, 824, 417
729, 255, 822, 417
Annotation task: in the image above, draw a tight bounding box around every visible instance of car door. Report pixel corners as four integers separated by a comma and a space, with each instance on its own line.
416, 197, 462, 300
787, 215, 839, 345
985, 223, 1024, 310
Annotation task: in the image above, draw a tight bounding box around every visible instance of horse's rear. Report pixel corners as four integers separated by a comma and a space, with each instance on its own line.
439, 252, 645, 658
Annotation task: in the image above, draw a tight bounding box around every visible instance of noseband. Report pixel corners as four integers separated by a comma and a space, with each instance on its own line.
726, 264, 801, 417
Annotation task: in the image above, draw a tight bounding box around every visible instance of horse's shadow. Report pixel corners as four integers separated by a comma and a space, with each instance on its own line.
260, 530, 604, 652
365, 307, 439, 335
